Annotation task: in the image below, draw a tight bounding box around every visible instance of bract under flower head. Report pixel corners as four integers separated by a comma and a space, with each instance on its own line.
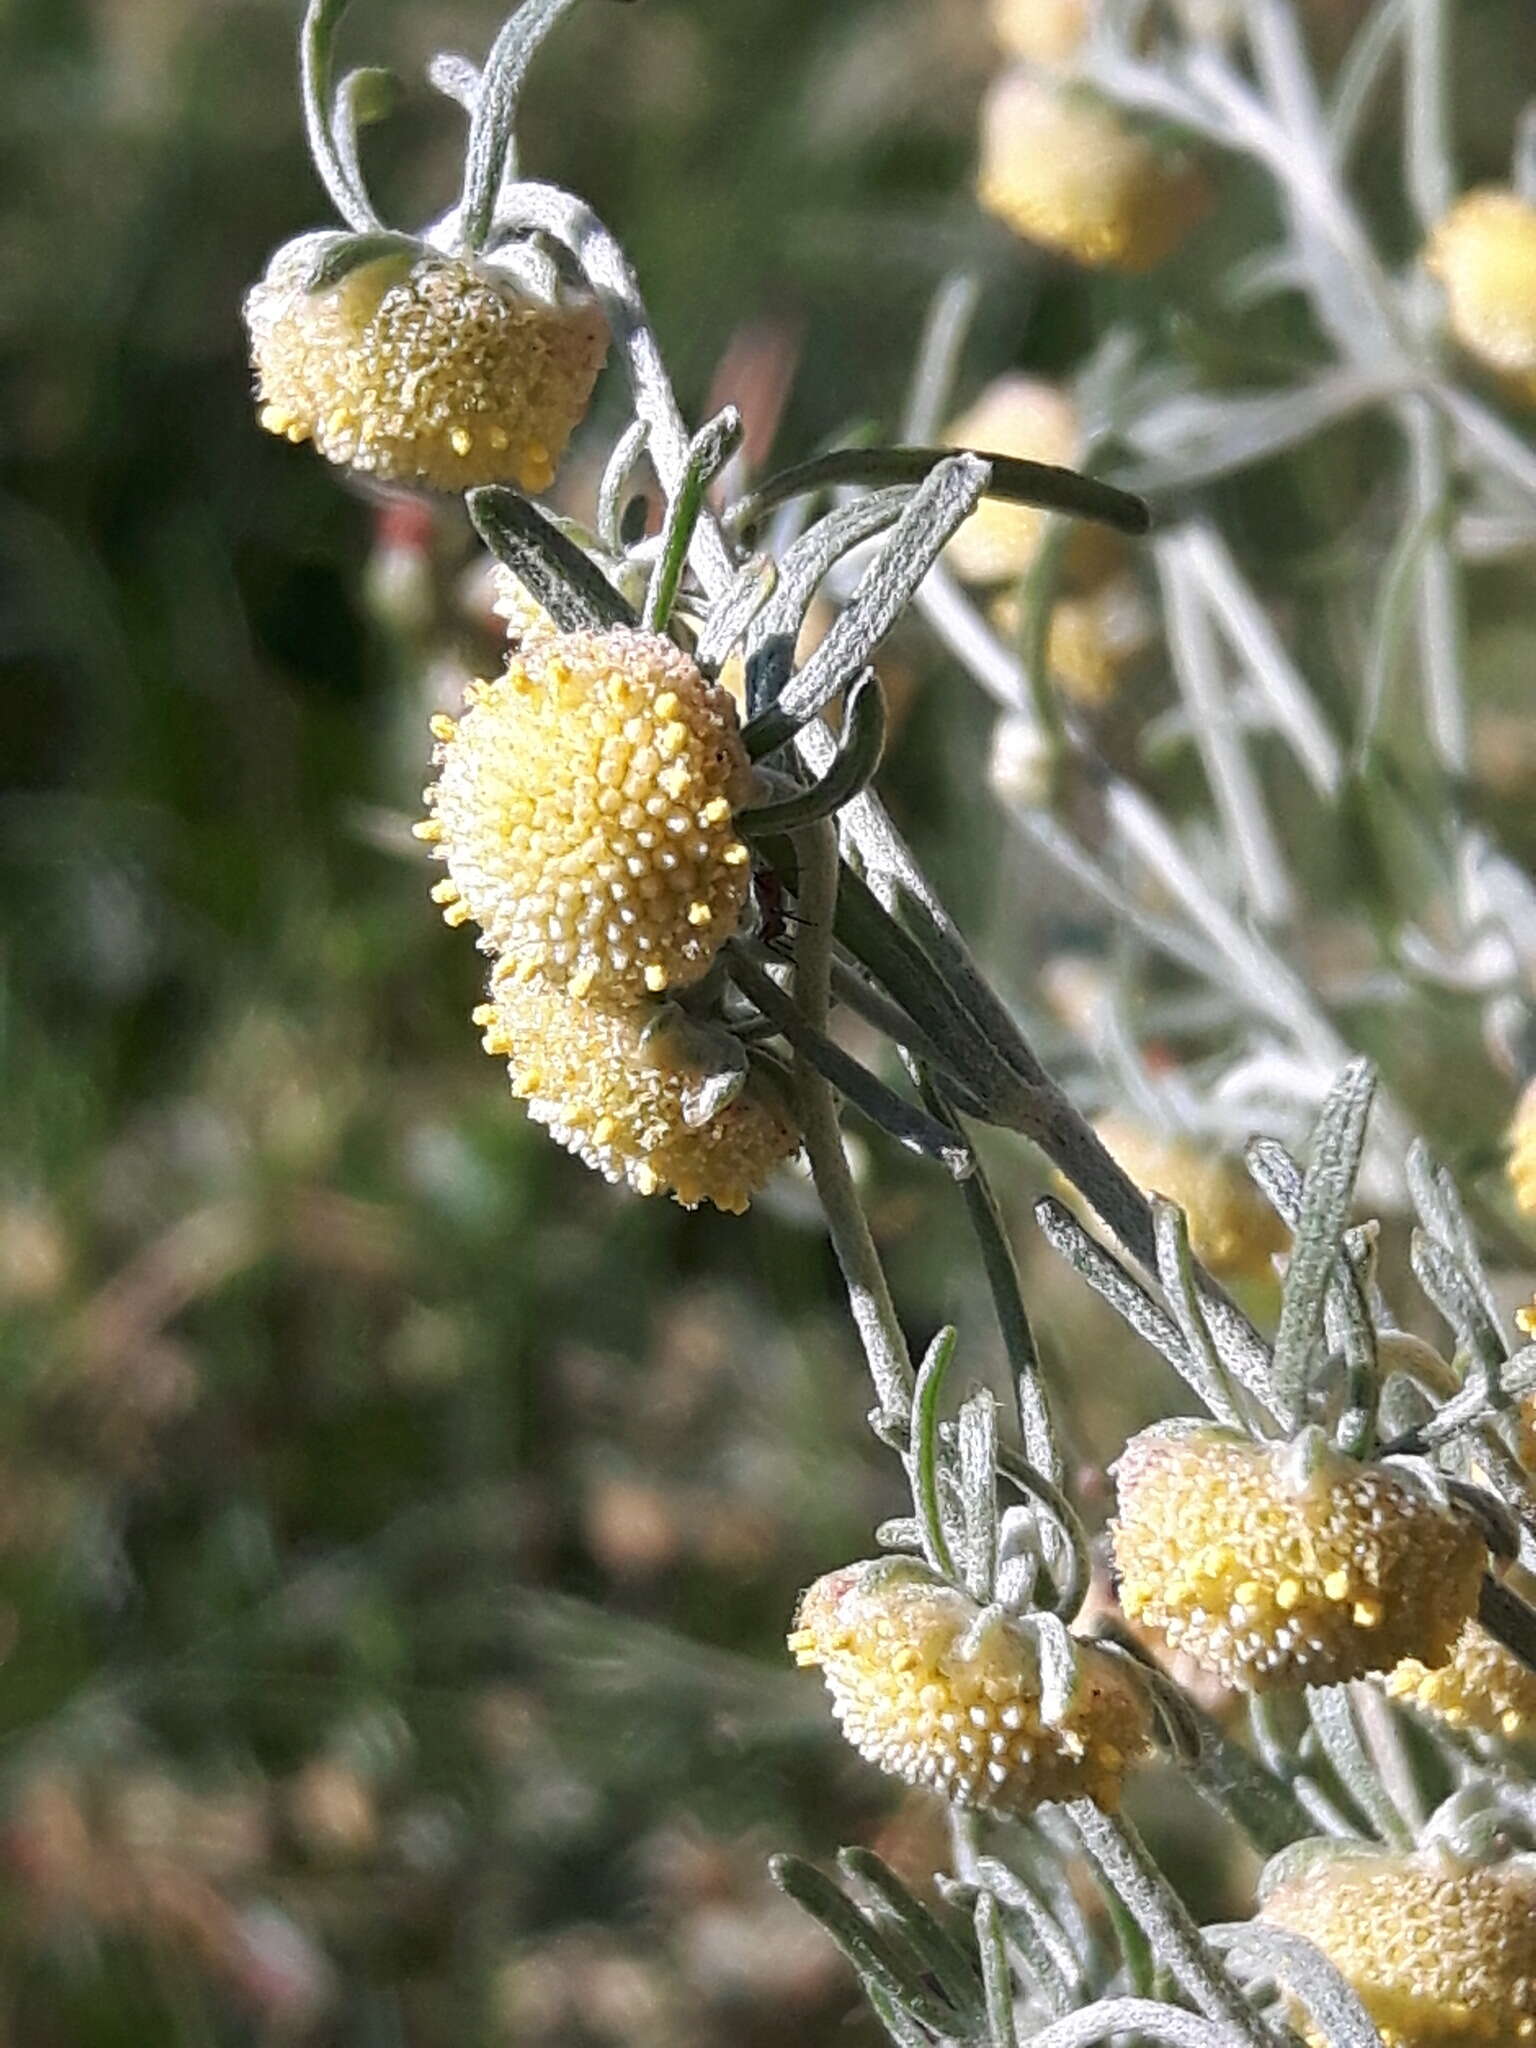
788, 1556, 1151, 1815
976, 73, 1208, 273
1111, 1422, 1487, 1691
423, 629, 755, 1002
1426, 188, 1536, 401
1260, 1845, 1536, 2046
475, 983, 799, 1212
245, 236, 608, 491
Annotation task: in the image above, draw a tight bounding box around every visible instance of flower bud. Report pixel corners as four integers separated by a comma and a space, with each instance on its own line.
990, 0, 1090, 70
422, 629, 755, 1002
1426, 189, 1536, 402
475, 984, 799, 1211
1111, 1422, 1488, 1691
1260, 1845, 1536, 2046
977, 74, 1207, 273
788, 1556, 1152, 1815
1091, 1112, 1288, 1286
245, 237, 608, 491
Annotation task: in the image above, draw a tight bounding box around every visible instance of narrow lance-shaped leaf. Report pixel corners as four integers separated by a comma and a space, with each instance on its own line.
467, 487, 636, 632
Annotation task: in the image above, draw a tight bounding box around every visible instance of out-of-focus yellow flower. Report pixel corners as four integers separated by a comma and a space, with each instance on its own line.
989, 0, 1089, 68
1111, 1422, 1487, 1691
976, 73, 1207, 273
245, 238, 608, 491
1426, 189, 1536, 402
1091, 1111, 1288, 1285
788, 1556, 1151, 1815
944, 376, 1117, 588
1506, 1079, 1536, 1215
1260, 1846, 1536, 2046
990, 577, 1150, 707
422, 629, 754, 1002
475, 984, 799, 1212
1388, 1616, 1536, 1745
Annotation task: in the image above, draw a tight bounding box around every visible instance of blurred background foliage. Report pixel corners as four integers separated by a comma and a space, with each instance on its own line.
2, 0, 1535, 2041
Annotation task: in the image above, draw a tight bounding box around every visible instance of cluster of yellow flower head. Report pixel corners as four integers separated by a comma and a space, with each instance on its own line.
421, 626, 798, 1212
1110, 1422, 1488, 1692
1428, 189, 1536, 407
246, 241, 610, 495
1260, 1846, 1536, 2046
788, 1557, 1152, 1816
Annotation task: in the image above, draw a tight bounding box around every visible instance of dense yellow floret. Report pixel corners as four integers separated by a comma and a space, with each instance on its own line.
475, 983, 798, 1212
1092, 1112, 1289, 1285
487, 565, 560, 648
1507, 1079, 1536, 1216
1261, 1847, 1536, 2045
990, 0, 1089, 65
788, 1557, 1151, 1815
990, 578, 1149, 708
1426, 189, 1536, 401
1388, 1618, 1536, 1744
976, 73, 1207, 273
423, 629, 754, 1002
245, 238, 608, 491
1111, 1423, 1487, 1691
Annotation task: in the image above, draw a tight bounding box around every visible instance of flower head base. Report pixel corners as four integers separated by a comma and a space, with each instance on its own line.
976, 74, 1207, 273
1111, 1423, 1487, 1691
476, 983, 798, 1211
423, 629, 755, 1002
245, 237, 608, 492
990, 0, 1089, 66
1388, 1620, 1536, 1745
1260, 1846, 1536, 2045
1426, 189, 1536, 402
1507, 1079, 1536, 1216
1092, 1112, 1288, 1285
788, 1557, 1151, 1816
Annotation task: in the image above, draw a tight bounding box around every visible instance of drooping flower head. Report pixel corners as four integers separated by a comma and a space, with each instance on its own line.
1426, 189, 1536, 403
1388, 1617, 1536, 1745
423, 628, 755, 1002
788, 1556, 1152, 1815
1260, 1845, 1536, 2046
245, 237, 608, 492
976, 73, 1207, 273
1111, 1422, 1487, 1691
475, 983, 798, 1212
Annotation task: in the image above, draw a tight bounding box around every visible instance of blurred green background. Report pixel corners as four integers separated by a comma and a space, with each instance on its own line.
3, 0, 1535, 2041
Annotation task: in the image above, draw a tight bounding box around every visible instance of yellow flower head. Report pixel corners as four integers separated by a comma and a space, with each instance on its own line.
1388, 1618, 1536, 1745
245, 237, 608, 492
1092, 1112, 1289, 1286
990, 578, 1150, 708
990, 0, 1090, 68
788, 1557, 1152, 1816
487, 564, 560, 649
976, 73, 1208, 273
1111, 1423, 1487, 1691
475, 982, 799, 1212
423, 629, 755, 1002
944, 376, 1118, 588
1506, 1079, 1536, 1216
1260, 1847, 1536, 2046
1426, 189, 1536, 399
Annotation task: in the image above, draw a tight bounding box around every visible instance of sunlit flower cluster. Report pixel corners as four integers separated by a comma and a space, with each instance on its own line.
789, 1556, 1151, 1815
1111, 1423, 1487, 1690
1427, 189, 1536, 404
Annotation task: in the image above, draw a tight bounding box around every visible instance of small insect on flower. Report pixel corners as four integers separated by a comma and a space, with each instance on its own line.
1090, 1112, 1289, 1287
475, 982, 799, 1212
788, 1557, 1152, 1816
1387, 1618, 1536, 1746
1426, 188, 1536, 403
244, 235, 608, 492
1111, 1423, 1488, 1691
976, 73, 1208, 273
422, 629, 756, 1002
1259, 1845, 1536, 2046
